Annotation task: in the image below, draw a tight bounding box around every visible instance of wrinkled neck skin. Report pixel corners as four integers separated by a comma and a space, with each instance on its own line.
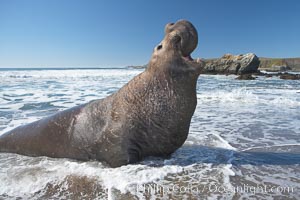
148, 54, 201, 83
115, 46, 202, 133
120, 54, 201, 107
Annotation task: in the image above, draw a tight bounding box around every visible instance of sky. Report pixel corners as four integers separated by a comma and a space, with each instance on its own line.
0, 0, 300, 68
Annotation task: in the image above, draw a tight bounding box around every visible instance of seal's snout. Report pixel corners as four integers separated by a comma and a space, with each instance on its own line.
164, 20, 203, 67
165, 20, 198, 56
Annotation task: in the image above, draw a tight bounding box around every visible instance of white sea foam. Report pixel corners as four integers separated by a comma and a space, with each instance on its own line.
0, 153, 184, 198
197, 87, 300, 107
197, 88, 258, 103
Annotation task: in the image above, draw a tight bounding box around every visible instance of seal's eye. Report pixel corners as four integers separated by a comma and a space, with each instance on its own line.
157, 44, 163, 50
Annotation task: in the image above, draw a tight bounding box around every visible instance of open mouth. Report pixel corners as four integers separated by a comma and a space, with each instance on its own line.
183, 54, 202, 64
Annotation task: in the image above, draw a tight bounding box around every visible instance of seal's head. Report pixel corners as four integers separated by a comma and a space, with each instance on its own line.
149, 20, 204, 74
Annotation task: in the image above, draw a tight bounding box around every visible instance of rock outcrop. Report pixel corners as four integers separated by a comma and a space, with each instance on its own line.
203, 53, 260, 75
279, 73, 300, 80
235, 74, 256, 80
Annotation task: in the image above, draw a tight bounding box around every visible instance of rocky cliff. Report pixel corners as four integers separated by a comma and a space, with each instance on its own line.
259, 57, 300, 72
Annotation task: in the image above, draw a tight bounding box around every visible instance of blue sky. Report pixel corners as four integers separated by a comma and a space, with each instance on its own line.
0, 0, 299, 67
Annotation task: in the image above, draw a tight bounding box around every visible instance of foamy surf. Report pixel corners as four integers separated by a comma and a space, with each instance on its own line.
0, 68, 299, 199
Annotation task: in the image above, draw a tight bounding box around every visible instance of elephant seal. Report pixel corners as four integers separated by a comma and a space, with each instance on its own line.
0, 20, 204, 167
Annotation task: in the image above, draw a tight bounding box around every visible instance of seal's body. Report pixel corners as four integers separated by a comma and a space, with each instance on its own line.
0, 20, 203, 167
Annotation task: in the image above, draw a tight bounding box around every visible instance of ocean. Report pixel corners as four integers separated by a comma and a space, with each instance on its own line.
0, 68, 299, 199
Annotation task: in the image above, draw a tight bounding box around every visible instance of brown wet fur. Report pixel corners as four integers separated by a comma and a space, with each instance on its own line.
0, 20, 204, 167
